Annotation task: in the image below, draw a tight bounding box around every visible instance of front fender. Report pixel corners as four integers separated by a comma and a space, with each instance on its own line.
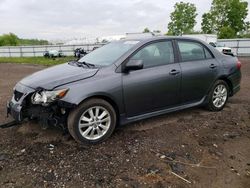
57, 72, 124, 114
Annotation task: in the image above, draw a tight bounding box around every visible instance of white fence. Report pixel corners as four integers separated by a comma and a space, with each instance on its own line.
0, 39, 249, 57
0, 43, 105, 57
217, 38, 250, 57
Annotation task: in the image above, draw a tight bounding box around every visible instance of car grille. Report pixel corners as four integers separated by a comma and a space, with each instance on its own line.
14, 90, 23, 102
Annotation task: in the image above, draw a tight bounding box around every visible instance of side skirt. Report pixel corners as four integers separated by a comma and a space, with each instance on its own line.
119, 96, 207, 125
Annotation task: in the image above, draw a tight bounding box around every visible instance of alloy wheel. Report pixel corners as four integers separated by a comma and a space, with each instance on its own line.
212, 84, 228, 108
78, 106, 111, 140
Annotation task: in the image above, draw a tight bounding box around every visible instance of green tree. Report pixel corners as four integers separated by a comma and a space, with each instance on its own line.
227, 0, 248, 34
167, 2, 197, 36
201, 13, 216, 34
201, 0, 248, 38
0, 33, 49, 46
238, 21, 250, 37
210, 0, 229, 30
0, 33, 19, 46
143, 28, 150, 33
218, 26, 236, 38
245, 21, 250, 31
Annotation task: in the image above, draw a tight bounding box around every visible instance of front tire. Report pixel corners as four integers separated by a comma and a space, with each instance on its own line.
67, 98, 117, 144
206, 80, 229, 111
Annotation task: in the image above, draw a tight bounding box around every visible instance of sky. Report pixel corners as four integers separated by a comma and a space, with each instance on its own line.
0, 0, 250, 40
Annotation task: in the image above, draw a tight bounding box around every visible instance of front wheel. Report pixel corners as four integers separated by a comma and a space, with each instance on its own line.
67, 98, 117, 144
206, 80, 229, 111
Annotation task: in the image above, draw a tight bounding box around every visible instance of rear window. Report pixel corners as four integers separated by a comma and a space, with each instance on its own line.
178, 41, 213, 61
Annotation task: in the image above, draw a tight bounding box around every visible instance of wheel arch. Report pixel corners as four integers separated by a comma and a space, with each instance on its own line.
204, 76, 233, 105
77, 94, 120, 124
217, 76, 233, 96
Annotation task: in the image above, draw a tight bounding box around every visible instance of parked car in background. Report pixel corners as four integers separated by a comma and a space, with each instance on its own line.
44, 50, 65, 58
209, 42, 234, 56
7, 37, 241, 144
92, 46, 99, 51
74, 48, 87, 58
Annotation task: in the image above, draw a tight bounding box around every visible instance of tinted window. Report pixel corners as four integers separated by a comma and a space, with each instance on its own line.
130, 41, 174, 68
178, 41, 212, 61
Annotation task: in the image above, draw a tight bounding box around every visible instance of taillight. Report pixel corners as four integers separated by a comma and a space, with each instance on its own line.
236, 60, 241, 70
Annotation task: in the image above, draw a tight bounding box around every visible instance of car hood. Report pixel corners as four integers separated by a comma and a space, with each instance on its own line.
20, 63, 99, 90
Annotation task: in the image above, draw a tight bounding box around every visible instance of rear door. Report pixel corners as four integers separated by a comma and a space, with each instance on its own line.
176, 40, 219, 103
122, 40, 181, 117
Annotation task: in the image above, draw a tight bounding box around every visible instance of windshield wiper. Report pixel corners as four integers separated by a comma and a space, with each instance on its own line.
77, 61, 96, 68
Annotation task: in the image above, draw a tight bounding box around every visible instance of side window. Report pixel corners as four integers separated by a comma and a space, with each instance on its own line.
178, 41, 212, 61
130, 41, 174, 68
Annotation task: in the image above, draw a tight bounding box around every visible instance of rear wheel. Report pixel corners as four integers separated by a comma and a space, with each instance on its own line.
67, 98, 117, 144
206, 80, 229, 111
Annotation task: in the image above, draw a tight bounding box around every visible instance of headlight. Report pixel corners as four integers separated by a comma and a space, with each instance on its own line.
31, 89, 69, 106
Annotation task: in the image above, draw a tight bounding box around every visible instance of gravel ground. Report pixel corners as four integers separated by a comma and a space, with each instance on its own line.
0, 59, 250, 188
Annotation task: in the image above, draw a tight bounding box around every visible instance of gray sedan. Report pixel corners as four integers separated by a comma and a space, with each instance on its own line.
7, 37, 241, 144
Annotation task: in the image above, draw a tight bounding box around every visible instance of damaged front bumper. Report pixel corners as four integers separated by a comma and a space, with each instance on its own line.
7, 82, 75, 129
7, 100, 23, 122
7, 82, 34, 122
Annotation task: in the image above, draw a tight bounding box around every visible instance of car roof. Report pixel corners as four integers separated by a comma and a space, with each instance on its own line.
121, 36, 204, 43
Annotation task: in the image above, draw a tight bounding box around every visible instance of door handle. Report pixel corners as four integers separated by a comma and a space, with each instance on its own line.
169, 69, 180, 75
209, 64, 217, 69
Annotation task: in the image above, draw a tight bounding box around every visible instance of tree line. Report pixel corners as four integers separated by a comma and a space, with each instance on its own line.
145, 0, 249, 39
0, 33, 49, 46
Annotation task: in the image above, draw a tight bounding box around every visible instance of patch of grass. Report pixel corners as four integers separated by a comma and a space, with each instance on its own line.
0, 56, 77, 66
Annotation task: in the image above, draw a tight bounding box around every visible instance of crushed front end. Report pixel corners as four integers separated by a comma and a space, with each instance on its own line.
7, 82, 75, 130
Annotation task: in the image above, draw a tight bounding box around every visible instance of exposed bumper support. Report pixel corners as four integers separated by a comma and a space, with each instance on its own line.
7, 101, 23, 122
0, 120, 21, 129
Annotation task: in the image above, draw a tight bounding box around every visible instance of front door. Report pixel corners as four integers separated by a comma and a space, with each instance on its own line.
122, 40, 181, 117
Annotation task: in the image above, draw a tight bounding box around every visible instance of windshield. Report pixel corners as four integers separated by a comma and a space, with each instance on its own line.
78, 41, 139, 66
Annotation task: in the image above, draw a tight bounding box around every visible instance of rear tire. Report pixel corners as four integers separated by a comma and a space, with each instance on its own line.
67, 98, 117, 144
206, 80, 229, 111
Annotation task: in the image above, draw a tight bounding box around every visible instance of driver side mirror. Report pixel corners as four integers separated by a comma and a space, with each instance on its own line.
124, 59, 143, 72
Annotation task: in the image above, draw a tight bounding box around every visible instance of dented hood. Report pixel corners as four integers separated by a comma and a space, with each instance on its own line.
20, 63, 98, 90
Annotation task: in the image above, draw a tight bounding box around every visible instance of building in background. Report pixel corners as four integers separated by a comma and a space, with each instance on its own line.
182, 34, 217, 43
